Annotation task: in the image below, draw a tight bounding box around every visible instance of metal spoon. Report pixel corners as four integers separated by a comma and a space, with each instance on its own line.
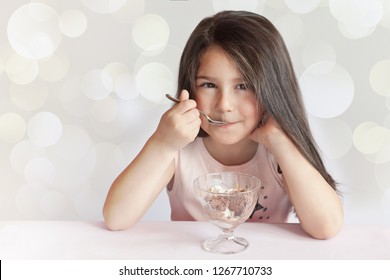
165, 94, 228, 126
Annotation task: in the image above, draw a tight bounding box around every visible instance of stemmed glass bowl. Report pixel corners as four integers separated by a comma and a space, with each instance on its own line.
193, 172, 261, 254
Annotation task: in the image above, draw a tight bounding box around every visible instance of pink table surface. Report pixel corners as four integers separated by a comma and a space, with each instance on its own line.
0, 221, 389, 259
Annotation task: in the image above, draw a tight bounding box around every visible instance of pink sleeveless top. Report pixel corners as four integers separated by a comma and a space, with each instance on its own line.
167, 138, 292, 223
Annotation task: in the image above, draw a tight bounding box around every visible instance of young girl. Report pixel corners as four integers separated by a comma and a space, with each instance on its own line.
103, 10, 343, 239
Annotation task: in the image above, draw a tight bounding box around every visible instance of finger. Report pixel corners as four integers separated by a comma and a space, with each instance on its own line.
172, 96, 197, 115
180, 108, 201, 125
179, 89, 190, 101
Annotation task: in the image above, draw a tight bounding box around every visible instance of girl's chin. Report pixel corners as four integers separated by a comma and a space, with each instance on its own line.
205, 134, 255, 146
202, 123, 257, 136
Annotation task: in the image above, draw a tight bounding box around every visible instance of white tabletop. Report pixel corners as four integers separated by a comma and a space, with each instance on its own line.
0, 221, 389, 259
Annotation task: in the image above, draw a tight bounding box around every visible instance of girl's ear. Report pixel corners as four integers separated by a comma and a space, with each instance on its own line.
259, 111, 269, 127
257, 103, 267, 127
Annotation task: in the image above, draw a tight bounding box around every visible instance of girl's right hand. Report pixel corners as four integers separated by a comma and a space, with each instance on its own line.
151, 90, 201, 152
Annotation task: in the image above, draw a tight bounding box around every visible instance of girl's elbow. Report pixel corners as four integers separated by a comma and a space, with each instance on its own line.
103, 216, 136, 231
103, 211, 120, 231
102, 207, 136, 231
311, 224, 342, 240
308, 215, 343, 240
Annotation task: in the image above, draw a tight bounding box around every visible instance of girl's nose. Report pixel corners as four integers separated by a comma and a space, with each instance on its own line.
215, 89, 235, 112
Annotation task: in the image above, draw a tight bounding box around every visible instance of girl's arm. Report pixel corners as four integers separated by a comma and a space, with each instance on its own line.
250, 118, 343, 239
103, 90, 201, 230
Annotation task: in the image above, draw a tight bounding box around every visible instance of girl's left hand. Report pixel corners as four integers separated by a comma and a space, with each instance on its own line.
249, 113, 284, 147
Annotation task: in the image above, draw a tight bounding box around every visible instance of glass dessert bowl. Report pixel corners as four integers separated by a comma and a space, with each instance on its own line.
193, 172, 261, 254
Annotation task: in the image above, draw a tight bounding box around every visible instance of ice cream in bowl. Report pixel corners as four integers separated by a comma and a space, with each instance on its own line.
193, 172, 261, 254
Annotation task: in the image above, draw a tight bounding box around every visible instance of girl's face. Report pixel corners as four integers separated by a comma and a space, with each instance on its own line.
195, 45, 260, 145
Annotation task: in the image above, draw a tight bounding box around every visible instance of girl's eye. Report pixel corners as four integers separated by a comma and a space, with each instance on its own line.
236, 83, 247, 90
201, 82, 216, 88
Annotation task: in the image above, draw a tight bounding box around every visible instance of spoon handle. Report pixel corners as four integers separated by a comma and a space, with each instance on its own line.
165, 94, 228, 126
165, 94, 180, 103
165, 93, 207, 119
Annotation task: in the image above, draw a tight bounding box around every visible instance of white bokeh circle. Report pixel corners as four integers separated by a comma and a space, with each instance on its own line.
367, 142, 390, 164
52, 125, 92, 161
112, 0, 145, 23
89, 110, 130, 139
353, 122, 378, 152
380, 0, 390, 29
104, 62, 129, 81
338, 22, 376, 39
266, 0, 286, 9
24, 157, 56, 185
133, 44, 181, 85
82, 0, 127, 14
115, 73, 139, 100
52, 147, 97, 191
0, 113, 26, 144
365, 127, 390, 155
6, 54, 39, 85
212, 0, 259, 12
300, 62, 354, 118
10, 80, 48, 111
274, 15, 304, 48
319, 0, 328, 7
329, 0, 383, 27
302, 41, 337, 70
103, 62, 139, 100
329, 0, 383, 39
309, 117, 353, 159
357, 123, 390, 164
89, 97, 160, 139
284, 0, 320, 14
60, 76, 93, 117
38, 51, 69, 82
10, 140, 47, 174
91, 97, 119, 123
30, 0, 61, 10
135, 62, 174, 103
7, 3, 62, 59
82, 69, 113, 101
370, 60, 390, 97
0, 43, 16, 76
353, 122, 390, 156
59, 9, 87, 38
28, 112, 63, 147
132, 14, 170, 53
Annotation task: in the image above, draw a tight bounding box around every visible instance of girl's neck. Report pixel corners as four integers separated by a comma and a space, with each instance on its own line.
202, 137, 258, 166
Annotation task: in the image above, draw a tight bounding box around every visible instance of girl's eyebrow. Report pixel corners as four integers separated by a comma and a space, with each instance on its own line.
195, 75, 213, 80
196, 75, 244, 83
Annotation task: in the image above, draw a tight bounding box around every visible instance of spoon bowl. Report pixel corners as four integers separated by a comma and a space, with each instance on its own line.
165, 94, 228, 126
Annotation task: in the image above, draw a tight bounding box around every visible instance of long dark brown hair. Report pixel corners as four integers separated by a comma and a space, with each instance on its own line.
176, 10, 336, 190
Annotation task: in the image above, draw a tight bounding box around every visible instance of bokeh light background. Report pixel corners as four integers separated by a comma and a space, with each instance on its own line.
0, 0, 389, 225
